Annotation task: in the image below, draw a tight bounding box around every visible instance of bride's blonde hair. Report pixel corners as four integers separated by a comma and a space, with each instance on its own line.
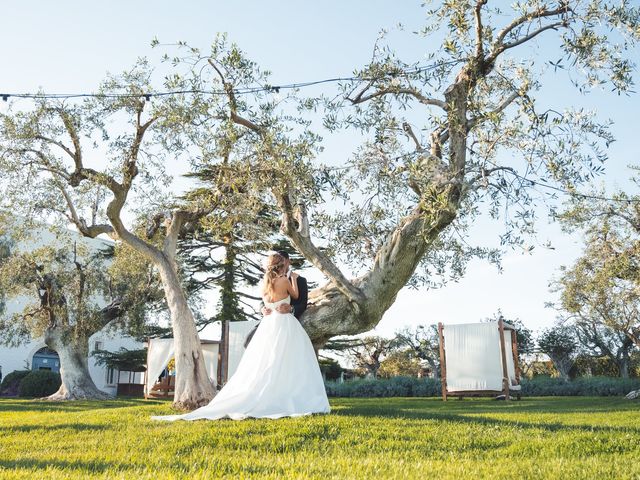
262, 253, 286, 300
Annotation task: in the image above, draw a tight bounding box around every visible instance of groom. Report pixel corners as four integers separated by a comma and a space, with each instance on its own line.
261, 251, 308, 320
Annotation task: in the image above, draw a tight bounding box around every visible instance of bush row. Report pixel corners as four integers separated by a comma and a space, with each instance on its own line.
0, 369, 61, 397
324, 376, 640, 398
520, 376, 640, 397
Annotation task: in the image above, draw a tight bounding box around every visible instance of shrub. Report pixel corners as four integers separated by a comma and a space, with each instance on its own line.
325, 375, 640, 397
325, 377, 441, 397
18, 370, 61, 398
0, 370, 31, 396
521, 376, 640, 397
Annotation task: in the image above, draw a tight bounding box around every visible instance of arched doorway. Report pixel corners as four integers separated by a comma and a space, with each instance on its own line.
32, 347, 60, 373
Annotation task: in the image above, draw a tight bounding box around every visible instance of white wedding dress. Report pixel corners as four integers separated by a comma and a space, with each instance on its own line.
151, 296, 330, 421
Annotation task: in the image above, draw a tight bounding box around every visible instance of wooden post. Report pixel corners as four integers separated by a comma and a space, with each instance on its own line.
143, 337, 150, 399
218, 320, 230, 385
498, 319, 510, 401
511, 329, 520, 384
438, 322, 447, 401
216, 341, 223, 387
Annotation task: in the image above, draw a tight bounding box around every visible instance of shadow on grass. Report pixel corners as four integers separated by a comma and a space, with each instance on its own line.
0, 397, 165, 413
1, 422, 109, 434
331, 398, 640, 435
0, 458, 129, 474
333, 396, 637, 414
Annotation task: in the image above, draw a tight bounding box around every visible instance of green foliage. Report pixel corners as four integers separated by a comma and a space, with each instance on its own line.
571, 354, 622, 378
105, 240, 167, 337
312, 1, 639, 286
93, 348, 147, 372
318, 358, 343, 381
0, 370, 30, 396
378, 349, 423, 378
393, 325, 441, 375
333, 336, 399, 378
554, 179, 640, 355
2, 397, 640, 478
17, 370, 61, 398
0, 230, 111, 346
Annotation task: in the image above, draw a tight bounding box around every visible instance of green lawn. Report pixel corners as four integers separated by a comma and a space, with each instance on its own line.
1, 397, 639, 479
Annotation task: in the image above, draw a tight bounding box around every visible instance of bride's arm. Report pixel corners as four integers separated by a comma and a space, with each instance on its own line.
287, 273, 299, 300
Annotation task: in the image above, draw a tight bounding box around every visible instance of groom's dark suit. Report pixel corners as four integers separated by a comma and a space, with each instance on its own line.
290, 274, 308, 320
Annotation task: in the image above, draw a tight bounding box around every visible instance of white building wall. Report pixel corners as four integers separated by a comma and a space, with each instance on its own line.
0, 327, 145, 395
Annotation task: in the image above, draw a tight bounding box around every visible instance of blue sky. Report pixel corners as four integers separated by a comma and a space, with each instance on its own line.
2, 1, 639, 338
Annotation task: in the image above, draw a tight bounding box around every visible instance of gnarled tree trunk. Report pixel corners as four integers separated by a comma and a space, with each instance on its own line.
158, 260, 215, 410
43, 329, 111, 401
300, 207, 457, 347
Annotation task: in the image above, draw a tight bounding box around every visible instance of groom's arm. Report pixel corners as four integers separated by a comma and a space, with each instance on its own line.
293, 276, 308, 320
260, 301, 272, 316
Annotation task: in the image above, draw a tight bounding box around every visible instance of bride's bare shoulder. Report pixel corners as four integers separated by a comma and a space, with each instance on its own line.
273, 276, 289, 286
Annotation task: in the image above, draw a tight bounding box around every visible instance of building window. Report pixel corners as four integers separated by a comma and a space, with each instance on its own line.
106, 368, 117, 385
94, 341, 103, 352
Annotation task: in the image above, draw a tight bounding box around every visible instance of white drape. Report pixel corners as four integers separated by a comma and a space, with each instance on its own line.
145, 338, 174, 396
145, 339, 220, 395
145, 321, 261, 395
227, 320, 261, 380
201, 343, 220, 387
444, 323, 504, 392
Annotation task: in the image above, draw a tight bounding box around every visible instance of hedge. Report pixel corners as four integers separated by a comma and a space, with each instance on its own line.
325, 375, 640, 397
0, 370, 31, 396
18, 370, 61, 398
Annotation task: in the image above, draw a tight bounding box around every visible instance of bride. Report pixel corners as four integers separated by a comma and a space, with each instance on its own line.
152, 252, 330, 421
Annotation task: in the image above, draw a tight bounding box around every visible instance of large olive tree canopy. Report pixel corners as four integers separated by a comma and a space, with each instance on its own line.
274, 1, 639, 344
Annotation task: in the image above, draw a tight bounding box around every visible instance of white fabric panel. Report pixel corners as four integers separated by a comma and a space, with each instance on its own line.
145, 338, 174, 395
444, 323, 504, 392
201, 343, 219, 387
227, 320, 261, 380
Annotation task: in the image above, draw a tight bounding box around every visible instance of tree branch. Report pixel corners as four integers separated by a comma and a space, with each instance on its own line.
499, 22, 565, 53
487, 2, 572, 64
467, 91, 520, 131
493, 4, 571, 48
57, 108, 83, 172
348, 86, 447, 111
474, 0, 488, 60
402, 122, 424, 152
603, 208, 640, 233
468, 165, 519, 188
8, 148, 71, 180
34, 135, 76, 161
209, 59, 262, 133
49, 181, 114, 238
163, 208, 213, 258
274, 186, 366, 307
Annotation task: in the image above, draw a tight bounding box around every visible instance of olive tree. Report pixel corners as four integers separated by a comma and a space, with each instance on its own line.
556, 178, 640, 350
550, 179, 640, 376
0, 58, 246, 409
0, 225, 116, 399
197, 1, 640, 346
537, 324, 579, 380
301, 1, 639, 344
394, 325, 441, 379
